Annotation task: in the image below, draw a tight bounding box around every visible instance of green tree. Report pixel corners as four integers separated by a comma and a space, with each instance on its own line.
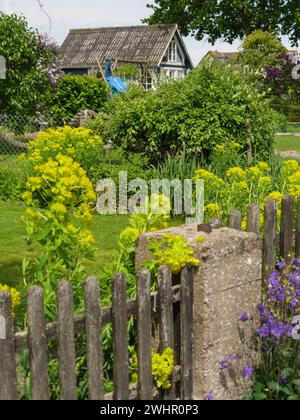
0, 13, 60, 115
237, 30, 286, 70
144, 0, 300, 45
237, 31, 298, 99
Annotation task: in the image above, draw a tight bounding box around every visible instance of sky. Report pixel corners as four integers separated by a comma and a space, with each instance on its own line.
0, 0, 298, 65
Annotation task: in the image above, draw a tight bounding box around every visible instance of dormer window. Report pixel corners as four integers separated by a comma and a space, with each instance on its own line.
168, 40, 177, 63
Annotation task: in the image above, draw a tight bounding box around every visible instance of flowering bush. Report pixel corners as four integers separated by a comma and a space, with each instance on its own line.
0, 284, 21, 316
248, 260, 300, 400
195, 157, 300, 227
217, 260, 300, 400
22, 153, 96, 317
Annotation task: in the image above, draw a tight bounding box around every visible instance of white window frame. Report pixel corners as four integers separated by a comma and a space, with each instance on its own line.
168, 40, 177, 63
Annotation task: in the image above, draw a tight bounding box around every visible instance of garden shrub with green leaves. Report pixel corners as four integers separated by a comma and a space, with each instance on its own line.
43, 74, 109, 121
95, 59, 277, 163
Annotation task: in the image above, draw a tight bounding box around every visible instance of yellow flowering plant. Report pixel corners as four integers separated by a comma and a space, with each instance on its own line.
27, 126, 102, 166
130, 348, 175, 391
194, 160, 300, 227
0, 285, 21, 316
22, 153, 96, 317
147, 233, 200, 277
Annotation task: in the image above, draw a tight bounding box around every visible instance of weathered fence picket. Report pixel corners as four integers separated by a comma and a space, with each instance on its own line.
158, 266, 175, 400
229, 210, 242, 230
180, 266, 194, 401
0, 292, 17, 400
84, 277, 104, 401
137, 269, 153, 400
27, 286, 49, 400
112, 273, 129, 400
280, 195, 294, 262
263, 198, 277, 282
57, 280, 77, 401
246, 204, 260, 235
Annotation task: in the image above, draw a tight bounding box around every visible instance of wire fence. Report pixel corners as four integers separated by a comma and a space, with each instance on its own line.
0, 114, 80, 166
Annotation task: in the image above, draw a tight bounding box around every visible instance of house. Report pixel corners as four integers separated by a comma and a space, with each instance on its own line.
59, 24, 193, 90
204, 49, 299, 64
204, 50, 238, 64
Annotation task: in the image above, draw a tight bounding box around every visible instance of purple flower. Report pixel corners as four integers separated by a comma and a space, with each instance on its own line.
277, 261, 285, 270
243, 365, 254, 379
204, 392, 214, 400
280, 375, 287, 384
219, 359, 231, 370
227, 354, 238, 362
240, 312, 249, 322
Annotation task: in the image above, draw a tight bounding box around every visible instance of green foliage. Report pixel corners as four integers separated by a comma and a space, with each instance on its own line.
236, 31, 297, 100
131, 348, 175, 391
147, 233, 200, 275
0, 13, 60, 115
272, 112, 289, 132
98, 60, 276, 163
114, 64, 140, 80
237, 30, 286, 71
144, 0, 300, 45
44, 74, 109, 121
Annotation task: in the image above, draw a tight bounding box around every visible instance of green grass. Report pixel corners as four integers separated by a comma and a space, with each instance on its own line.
0, 201, 130, 288
287, 124, 300, 133
274, 135, 300, 152
0, 200, 184, 289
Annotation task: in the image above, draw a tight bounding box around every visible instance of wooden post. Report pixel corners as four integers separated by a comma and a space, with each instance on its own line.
27, 286, 49, 400
85, 277, 104, 400
246, 204, 260, 235
296, 196, 300, 258
57, 281, 77, 400
112, 273, 129, 400
263, 199, 277, 282
0, 292, 17, 400
137, 269, 153, 400
180, 266, 194, 400
246, 119, 253, 164
280, 195, 294, 262
158, 266, 175, 400
229, 210, 242, 230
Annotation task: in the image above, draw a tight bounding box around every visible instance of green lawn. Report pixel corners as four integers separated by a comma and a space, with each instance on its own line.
287, 124, 300, 134
274, 135, 300, 151
0, 201, 130, 288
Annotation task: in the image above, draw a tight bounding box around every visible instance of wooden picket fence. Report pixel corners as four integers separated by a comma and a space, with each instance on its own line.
227, 195, 299, 281
0, 266, 194, 401
0, 194, 298, 401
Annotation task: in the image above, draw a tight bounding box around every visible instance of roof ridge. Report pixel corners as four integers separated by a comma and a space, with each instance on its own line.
69, 24, 177, 33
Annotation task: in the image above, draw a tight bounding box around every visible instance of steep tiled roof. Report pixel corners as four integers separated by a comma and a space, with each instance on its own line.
60, 24, 180, 69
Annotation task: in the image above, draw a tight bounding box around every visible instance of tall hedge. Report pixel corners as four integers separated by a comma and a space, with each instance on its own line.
44, 74, 109, 121
100, 60, 277, 162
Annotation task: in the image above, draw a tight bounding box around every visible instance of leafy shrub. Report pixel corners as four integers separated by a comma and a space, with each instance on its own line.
0, 13, 61, 115
271, 111, 289, 132
0, 166, 25, 201
97, 60, 277, 163
44, 74, 109, 121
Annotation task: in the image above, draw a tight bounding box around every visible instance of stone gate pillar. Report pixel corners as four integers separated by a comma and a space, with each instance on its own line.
136, 225, 262, 400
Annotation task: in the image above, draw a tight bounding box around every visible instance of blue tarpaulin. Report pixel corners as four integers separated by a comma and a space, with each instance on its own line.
105, 60, 128, 94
